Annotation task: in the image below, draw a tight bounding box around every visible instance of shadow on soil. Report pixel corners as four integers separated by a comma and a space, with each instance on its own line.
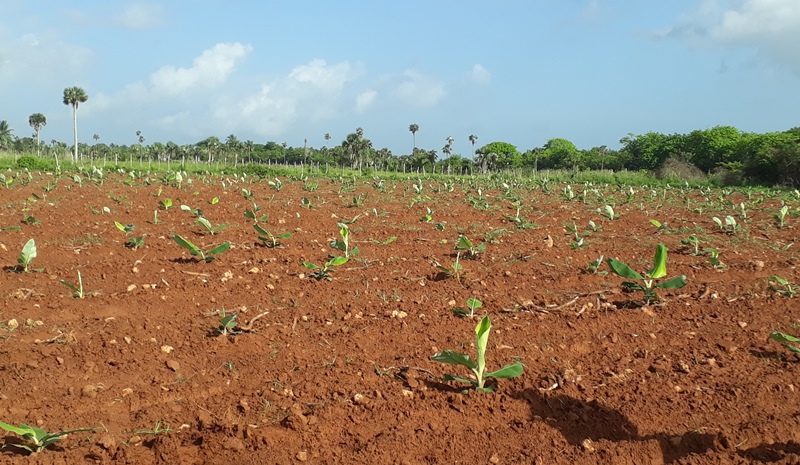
513, 388, 719, 464
738, 441, 800, 462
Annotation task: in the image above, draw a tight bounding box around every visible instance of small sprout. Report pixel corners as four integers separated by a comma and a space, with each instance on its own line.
452, 297, 483, 318
703, 247, 725, 269
330, 222, 358, 258
303, 256, 349, 281
455, 234, 486, 258
0, 421, 95, 454
268, 177, 283, 191
607, 244, 687, 305
421, 207, 433, 223
769, 331, 800, 353
483, 229, 505, 244
16, 239, 39, 273
769, 276, 797, 298
681, 235, 701, 256
585, 255, 607, 275
776, 205, 789, 228
22, 215, 41, 226
114, 221, 134, 235
218, 309, 239, 336
196, 216, 226, 235
209, 196, 219, 205
436, 252, 463, 280
60, 270, 98, 299
253, 224, 291, 248
598, 205, 619, 221
300, 197, 313, 209
172, 235, 230, 263
431, 315, 524, 392
587, 220, 602, 232
126, 236, 145, 250
649, 219, 668, 233
712, 215, 738, 234
158, 198, 172, 210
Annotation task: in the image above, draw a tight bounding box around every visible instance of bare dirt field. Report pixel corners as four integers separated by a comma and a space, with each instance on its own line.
0, 172, 798, 464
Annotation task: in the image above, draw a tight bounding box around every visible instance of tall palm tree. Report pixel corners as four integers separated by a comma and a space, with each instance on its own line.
28, 113, 47, 157
468, 134, 478, 158
409, 124, 419, 151
0, 120, 14, 151
63, 86, 88, 162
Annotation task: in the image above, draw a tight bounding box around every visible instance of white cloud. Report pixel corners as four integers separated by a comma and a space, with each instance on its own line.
469, 64, 491, 85
216, 59, 363, 137
150, 42, 251, 95
662, 0, 800, 71
115, 3, 166, 30
0, 31, 93, 86
355, 89, 377, 112
390, 70, 446, 107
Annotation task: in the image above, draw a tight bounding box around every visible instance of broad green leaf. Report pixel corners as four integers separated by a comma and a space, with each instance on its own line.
303, 262, 320, 270
647, 244, 669, 279
207, 242, 230, 255
442, 374, 477, 385
0, 421, 32, 437
328, 256, 349, 267
606, 257, 643, 280
656, 275, 687, 289
466, 298, 483, 311
475, 316, 491, 377
485, 361, 525, 379
770, 276, 790, 286
650, 219, 662, 228
114, 221, 126, 232
769, 331, 800, 344
431, 350, 477, 370
19, 238, 37, 264
197, 217, 212, 230
253, 223, 269, 236
172, 235, 201, 255
457, 235, 473, 249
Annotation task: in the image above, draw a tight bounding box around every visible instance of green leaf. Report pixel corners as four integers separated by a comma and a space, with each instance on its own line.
0, 421, 32, 437
206, 242, 230, 255
114, 221, 126, 232
197, 217, 212, 230
303, 262, 320, 270
485, 361, 525, 379
656, 275, 687, 289
475, 316, 491, 377
457, 234, 473, 250
431, 350, 477, 370
466, 298, 483, 311
606, 257, 643, 280
769, 331, 800, 344
647, 244, 669, 279
770, 276, 790, 286
650, 219, 662, 228
442, 374, 478, 386
328, 256, 349, 267
172, 235, 201, 256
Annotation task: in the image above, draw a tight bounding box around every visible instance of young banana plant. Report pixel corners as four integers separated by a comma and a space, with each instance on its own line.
607, 244, 686, 305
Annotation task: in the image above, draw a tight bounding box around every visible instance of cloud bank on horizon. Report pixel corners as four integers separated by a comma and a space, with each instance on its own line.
1, 0, 798, 154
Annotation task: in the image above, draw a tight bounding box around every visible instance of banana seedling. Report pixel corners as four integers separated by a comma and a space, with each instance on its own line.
196, 216, 226, 235
455, 234, 486, 258
60, 271, 98, 298
16, 239, 40, 272
114, 221, 134, 235
0, 421, 95, 454
769, 332, 800, 353
598, 205, 619, 221
303, 256, 348, 281
331, 222, 358, 258
775, 205, 789, 228
607, 244, 687, 305
431, 315, 524, 392
769, 276, 797, 298
172, 235, 230, 263
243, 205, 269, 223
253, 224, 291, 248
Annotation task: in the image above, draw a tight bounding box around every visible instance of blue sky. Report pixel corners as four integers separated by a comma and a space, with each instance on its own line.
2, 0, 799, 156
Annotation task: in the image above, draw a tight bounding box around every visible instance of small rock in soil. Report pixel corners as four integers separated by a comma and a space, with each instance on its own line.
166, 360, 180, 371
296, 450, 308, 461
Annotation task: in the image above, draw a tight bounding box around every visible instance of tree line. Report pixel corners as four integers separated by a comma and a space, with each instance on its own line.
1, 87, 798, 186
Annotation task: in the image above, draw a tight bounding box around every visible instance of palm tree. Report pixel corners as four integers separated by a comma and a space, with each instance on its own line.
409, 124, 419, 151
469, 134, 478, 158
63, 86, 88, 162
28, 113, 47, 157
0, 120, 13, 152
